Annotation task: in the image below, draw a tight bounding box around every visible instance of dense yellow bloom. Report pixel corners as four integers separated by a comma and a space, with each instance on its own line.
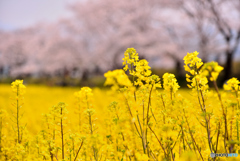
183, 51, 209, 91
11, 79, 26, 95
201, 62, 224, 81
134, 59, 152, 86
149, 74, 161, 88
189, 75, 209, 91
122, 48, 139, 72
162, 73, 180, 93
135, 59, 151, 77
2, 49, 240, 160
104, 69, 132, 86
224, 77, 240, 92
183, 51, 203, 75
75, 86, 93, 96
74, 87, 93, 105
104, 69, 132, 91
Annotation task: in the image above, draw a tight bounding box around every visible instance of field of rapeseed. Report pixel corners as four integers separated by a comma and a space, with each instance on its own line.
0, 48, 240, 161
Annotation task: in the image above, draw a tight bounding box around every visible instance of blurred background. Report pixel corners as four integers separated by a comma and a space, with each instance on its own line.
0, 0, 240, 87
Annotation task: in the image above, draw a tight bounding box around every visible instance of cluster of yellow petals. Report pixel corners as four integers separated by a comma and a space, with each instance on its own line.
122, 48, 139, 72
74, 87, 94, 110
163, 73, 180, 93
184, 51, 209, 91
122, 48, 162, 89
183, 51, 203, 75
223, 77, 240, 92
104, 69, 132, 90
189, 75, 209, 91
134, 59, 152, 86
201, 62, 224, 81
11, 80, 26, 95
149, 74, 162, 88
74, 87, 93, 100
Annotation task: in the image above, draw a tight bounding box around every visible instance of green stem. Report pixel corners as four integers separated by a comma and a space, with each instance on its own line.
213, 80, 228, 152
89, 112, 93, 135
236, 91, 239, 109
145, 85, 153, 156
131, 63, 136, 101
161, 95, 166, 124
124, 96, 141, 138
137, 114, 146, 154
148, 125, 167, 158
237, 120, 239, 142
0, 117, 2, 152
195, 77, 212, 153
215, 122, 220, 154
17, 86, 20, 144
74, 141, 84, 161
183, 109, 204, 161
60, 107, 64, 159
180, 124, 186, 151
146, 85, 153, 126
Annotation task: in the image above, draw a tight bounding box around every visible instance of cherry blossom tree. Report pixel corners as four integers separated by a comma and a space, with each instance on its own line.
66, 0, 187, 71
180, 0, 240, 81
0, 0, 239, 83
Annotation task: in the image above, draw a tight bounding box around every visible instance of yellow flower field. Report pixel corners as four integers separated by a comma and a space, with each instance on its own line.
0, 49, 240, 161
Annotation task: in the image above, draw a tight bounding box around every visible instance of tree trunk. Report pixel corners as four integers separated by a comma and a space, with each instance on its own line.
175, 60, 182, 77
223, 51, 233, 82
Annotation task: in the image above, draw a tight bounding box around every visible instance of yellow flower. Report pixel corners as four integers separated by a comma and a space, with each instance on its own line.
134, 59, 152, 86
104, 69, 132, 90
186, 74, 191, 78
75, 87, 93, 102
11, 80, 26, 95
149, 74, 161, 88
224, 77, 240, 92
201, 62, 223, 81
122, 48, 139, 72
163, 73, 180, 93
183, 51, 210, 91
183, 51, 203, 74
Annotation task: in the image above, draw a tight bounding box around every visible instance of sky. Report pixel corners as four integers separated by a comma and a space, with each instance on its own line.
0, 0, 78, 31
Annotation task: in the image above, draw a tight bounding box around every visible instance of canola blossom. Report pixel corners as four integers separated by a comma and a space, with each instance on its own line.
0, 49, 240, 161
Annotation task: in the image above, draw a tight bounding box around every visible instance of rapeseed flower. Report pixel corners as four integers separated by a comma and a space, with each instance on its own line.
11, 79, 26, 95
163, 73, 180, 93
104, 69, 132, 90
201, 62, 223, 81
183, 51, 209, 91
3, 49, 240, 160
134, 59, 152, 86
122, 48, 139, 73
183, 51, 203, 75
224, 77, 240, 92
